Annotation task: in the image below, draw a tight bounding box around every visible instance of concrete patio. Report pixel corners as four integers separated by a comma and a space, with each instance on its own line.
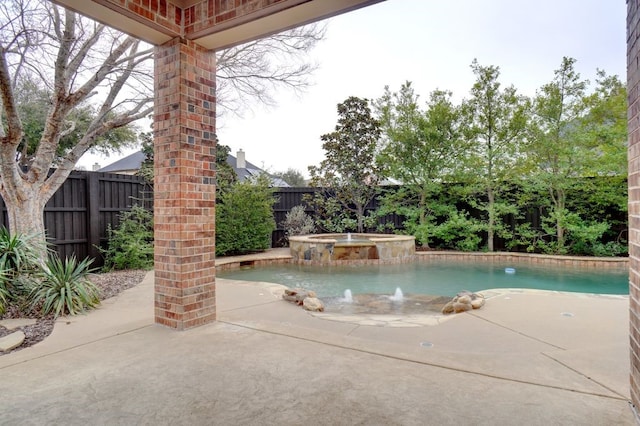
0, 256, 634, 425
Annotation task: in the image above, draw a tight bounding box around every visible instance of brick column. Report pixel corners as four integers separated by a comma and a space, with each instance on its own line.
153, 38, 217, 330
629, 0, 640, 414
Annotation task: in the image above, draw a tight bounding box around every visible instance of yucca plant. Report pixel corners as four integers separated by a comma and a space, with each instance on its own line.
0, 226, 42, 276
30, 255, 101, 317
0, 227, 43, 307
0, 258, 9, 315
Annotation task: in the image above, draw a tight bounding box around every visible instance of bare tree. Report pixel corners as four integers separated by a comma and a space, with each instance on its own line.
0, 0, 324, 259
216, 23, 325, 117
0, 0, 153, 257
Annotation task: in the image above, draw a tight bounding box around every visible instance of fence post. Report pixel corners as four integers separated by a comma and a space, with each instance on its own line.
86, 172, 102, 261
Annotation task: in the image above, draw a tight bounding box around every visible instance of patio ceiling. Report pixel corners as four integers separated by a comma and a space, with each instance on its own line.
51, 0, 384, 49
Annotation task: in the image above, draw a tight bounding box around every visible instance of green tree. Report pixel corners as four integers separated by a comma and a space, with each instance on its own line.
461, 60, 529, 251
308, 96, 384, 233
527, 57, 591, 253
137, 132, 154, 184
375, 81, 467, 247
14, 78, 138, 168
524, 58, 627, 254
215, 174, 276, 256
274, 168, 306, 187
582, 70, 627, 176
214, 143, 238, 196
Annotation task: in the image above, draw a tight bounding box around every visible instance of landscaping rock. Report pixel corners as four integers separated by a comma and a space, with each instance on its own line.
0, 318, 37, 330
282, 287, 324, 312
471, 296, 486, 309
442, 291, 485, 315
302, 297, 325, 312
283, 288, 317, 305
453, 301, 472, 313
0, 331, 25, 351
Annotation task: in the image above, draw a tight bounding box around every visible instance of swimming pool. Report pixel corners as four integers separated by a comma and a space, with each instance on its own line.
218, 260, 629, 298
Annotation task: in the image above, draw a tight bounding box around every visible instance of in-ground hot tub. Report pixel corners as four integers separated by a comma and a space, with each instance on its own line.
289, 233, 415, 265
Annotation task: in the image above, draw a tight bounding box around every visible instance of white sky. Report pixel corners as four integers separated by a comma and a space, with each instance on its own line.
79, 0, 626, 175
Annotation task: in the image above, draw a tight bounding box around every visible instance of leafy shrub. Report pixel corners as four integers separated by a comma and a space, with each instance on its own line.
281, 205, 315, 240
102, 205, 154, 271
591, 241, 628, 257
565, 217, 610, 256
216, 175, 276, 256
30, 255, 100, 317
432, 211, 482, 251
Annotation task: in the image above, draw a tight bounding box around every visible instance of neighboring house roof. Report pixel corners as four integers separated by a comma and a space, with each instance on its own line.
224, 153, 289, 187
97, 151, 147, 174
98, 150, 290, 187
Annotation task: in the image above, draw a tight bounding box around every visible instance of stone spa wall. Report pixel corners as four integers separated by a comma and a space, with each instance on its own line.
289, 234, 416, 265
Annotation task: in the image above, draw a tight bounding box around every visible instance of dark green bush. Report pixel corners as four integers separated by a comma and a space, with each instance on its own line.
216, 175, 276, 256
102, 205, 154, 270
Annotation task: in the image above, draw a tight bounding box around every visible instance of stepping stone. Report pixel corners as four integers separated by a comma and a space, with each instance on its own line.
0, 331, 25, 351
0, 318, 37, 330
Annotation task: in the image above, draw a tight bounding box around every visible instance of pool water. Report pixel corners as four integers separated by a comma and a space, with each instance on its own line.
218, 261, 629, 298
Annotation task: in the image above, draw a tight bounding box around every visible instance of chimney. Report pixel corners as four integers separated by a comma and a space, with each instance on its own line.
236, 149, 246, 169
92, 162, 101, 171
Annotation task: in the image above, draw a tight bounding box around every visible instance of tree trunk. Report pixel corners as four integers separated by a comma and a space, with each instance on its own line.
419, 191, 430, 249
556, 189, 566, 252
356, 204, 364, 233
4, 190, 48, 261
487, 187, 495, 252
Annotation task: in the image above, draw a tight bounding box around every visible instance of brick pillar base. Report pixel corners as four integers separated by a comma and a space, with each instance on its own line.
153, 38, 216, 330
629, 0, 640, 414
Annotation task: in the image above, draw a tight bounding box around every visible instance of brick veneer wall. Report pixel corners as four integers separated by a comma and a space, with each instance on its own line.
94, 0, 290, 37
96, 0, 182, 34
154, 38, 217, 329
184, 0, 288, 34
629, 0, 640, 413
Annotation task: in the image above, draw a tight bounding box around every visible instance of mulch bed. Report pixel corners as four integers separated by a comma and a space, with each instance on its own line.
0, 269, 148, 355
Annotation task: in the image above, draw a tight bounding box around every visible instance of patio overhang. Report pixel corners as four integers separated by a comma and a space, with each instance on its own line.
51, 0, 384, 49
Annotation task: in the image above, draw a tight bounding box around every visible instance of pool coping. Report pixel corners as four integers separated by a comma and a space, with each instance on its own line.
216, 248, 629, 271
416, 250, 629, 268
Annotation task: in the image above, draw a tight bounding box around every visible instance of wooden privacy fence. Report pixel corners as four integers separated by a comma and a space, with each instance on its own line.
0, 179, 396, 266
0, 170, 152, 267
0, 174, 628, 265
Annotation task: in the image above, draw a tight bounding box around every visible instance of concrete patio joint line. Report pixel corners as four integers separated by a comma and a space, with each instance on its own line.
218, 300, 283, 313
0, 324, 155, 370
541, 351, 628, 400
468, 311, 567, 350
217, 319, 628, 402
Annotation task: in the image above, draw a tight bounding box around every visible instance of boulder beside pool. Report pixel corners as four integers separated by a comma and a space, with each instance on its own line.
283, 288, 325, 312
302, 297, 325, 312
442, 291, 485, 314
283, 288, 317, 305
